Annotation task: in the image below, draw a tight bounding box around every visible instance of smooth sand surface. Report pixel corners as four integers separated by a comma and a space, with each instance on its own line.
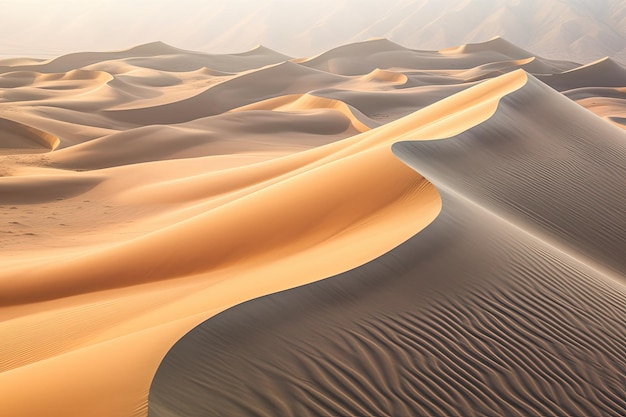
1, 39, 625, 417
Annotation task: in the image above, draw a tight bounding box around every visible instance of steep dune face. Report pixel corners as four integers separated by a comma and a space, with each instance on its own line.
398, 75, 626, 276
1, 38, 625, 417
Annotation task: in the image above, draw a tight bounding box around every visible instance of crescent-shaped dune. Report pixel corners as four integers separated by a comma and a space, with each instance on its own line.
0, 37, 625, 417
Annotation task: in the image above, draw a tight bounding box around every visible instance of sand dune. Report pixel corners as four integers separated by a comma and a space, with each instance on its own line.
570, 95, 626, 130
0, 42, 290, 74
360, 68, 409, 84
300, 37, 577, 76
537, 57, 626, 91
49, 110, 359, 170
441, 37, 578, 73
150, 196, 626, 416
232, 94, 380, 131
105, 61, 346, 125
149, 73, 626, 417
1, 38, 625, 417
0, 117, 59, 151
1, 69, 525, 305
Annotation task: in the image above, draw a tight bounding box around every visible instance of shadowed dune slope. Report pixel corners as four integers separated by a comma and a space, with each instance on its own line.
397, 76, 626, 276
149, 191, 626, 417
148, 76, 626, 416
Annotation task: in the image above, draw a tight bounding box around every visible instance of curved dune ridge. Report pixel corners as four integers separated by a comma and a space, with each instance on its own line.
0, 38, 625, 417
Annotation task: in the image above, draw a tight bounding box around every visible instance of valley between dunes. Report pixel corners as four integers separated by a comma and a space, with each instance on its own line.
1, 37, 625, 417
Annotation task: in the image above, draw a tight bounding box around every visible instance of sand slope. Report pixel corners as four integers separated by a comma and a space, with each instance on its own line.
0, 38, 625, 417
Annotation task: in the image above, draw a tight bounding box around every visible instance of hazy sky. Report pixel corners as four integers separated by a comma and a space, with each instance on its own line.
3, 0, 370, 55
1, 0, 624, 62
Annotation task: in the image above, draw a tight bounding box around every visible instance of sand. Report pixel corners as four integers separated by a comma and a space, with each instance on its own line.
1, 38, 625, 417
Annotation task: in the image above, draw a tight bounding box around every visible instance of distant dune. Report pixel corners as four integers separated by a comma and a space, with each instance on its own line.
0, 37, 625, 417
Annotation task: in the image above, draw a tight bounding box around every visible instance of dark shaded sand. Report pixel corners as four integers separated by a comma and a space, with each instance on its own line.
149, 76, 626, 417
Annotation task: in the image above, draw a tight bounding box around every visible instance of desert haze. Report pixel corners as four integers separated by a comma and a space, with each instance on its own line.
1, 0, 625, 62
1, 7, 626, 417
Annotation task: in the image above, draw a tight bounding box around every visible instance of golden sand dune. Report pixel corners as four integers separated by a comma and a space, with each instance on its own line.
149, 74, 626, 417
0, 38, 625, 417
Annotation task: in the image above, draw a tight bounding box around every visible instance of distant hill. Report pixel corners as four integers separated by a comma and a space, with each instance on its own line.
0, 0, 624, 63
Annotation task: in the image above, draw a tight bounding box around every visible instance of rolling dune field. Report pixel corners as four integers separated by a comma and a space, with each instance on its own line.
1, 37, 625, 417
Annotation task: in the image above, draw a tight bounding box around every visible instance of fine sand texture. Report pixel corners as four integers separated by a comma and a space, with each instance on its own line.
1, 39, 625, 417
